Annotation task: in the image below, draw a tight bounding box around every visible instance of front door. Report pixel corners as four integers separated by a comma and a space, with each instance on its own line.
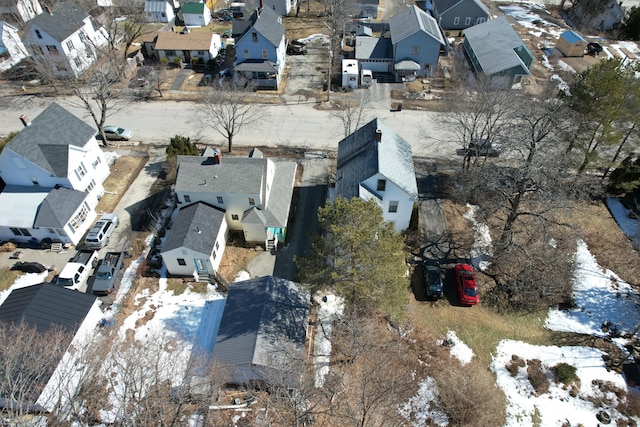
194, 259, 208, 274
183, 50, 191, 63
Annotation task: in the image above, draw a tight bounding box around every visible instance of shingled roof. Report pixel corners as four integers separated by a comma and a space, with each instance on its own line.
389, 5, 444, 46
26, 2, 89, 42
162, 202, 226, 254
6, 102, 96, 178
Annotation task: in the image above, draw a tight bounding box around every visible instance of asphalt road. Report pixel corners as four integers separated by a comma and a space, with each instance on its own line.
0, 93, 458, 159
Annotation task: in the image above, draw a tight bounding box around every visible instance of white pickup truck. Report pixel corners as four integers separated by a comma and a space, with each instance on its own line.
53, 250, 99, 291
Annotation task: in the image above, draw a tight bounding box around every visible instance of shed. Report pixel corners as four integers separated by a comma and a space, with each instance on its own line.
556, 30, 587, 57
342, 59, 359, 89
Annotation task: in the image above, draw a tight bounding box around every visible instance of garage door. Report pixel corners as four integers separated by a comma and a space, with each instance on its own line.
360, 60, 391, 73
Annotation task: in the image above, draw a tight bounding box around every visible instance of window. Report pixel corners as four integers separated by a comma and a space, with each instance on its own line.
212, 251, 217, 260
377, 179, 386, 191
465, 17, 471, 25
74, 57, 82, 67
92, 157, 101, 168
184, 195, 191, 203
249, 197, 255, 205
243, 49, 250, 59
79, 31, 86, 43
56, 64, 67, 72
31, 177, 39, 185
68, 203, 89, 231
217, 196, 224, 204
46, 45, 58, 54
262, 49, 268, 59
215, 241, 220, 250
35, 29, 42, 39
231, 214, 239, 220
161, 12, 166, 17
389, 201, 398, 213
476, 17, 486, 24
75, 164, 86, 179
31, 44, 44, 55
177, 258, 186, 266
165, 50, 176, 57
67, 40, 75, 50
453, 17, 460, 25
47, 228, 56, 234
412, 46, 420, 55
197, 50, 205, 55
85, 179, 95, 193
252, 32, 258, 42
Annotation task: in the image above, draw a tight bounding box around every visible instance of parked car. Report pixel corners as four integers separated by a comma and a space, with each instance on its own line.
287, 39, 307, 55
98, 126, 133, 141
11, 262, 46, 273
423, 260, 443, 299
467, 139, 501, 157
455, 263, 479, 305
84, 213, 119, 249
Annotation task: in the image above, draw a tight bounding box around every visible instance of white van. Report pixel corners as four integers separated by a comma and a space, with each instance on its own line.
84, 213, 119, 249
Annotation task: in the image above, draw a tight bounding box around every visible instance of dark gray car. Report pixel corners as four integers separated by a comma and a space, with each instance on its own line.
424, 260, 444, 299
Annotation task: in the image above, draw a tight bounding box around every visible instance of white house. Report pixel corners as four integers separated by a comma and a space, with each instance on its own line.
233, 7, 286, 89
144, 0, 178, 23
335, 118, 418, 233
181, 2, 211, 27
0, 102, 109, 245
162, 148, 297, 276
0, 0, 42, 23
23, 1, 108, 78
262, 0, 296, 17
0, 21, 28, 71
0, 283, 102, 417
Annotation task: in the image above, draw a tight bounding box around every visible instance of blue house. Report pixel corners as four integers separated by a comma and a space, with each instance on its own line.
389, 5, 446, 80
430, 0, 490, 31
234, 7, 286, 89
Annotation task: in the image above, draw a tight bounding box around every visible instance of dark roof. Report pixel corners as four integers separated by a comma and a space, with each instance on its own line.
433, 0, 489, 16
336, 118, 418, 200
389, 5, 444, 45
355, 36, 392, 60
0, 283, 97, 332
234, 59, 277, 72
212, 276, 310, 385
26, 2, 89, 42
6, 102, 96, 177
162, 202, 226, 254
34, 187, 88, 228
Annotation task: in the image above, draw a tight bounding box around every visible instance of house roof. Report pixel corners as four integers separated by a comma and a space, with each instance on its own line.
355, 25, 373, 36
145, 0, 173, 13
355, 35, 392, 60
154, 31, 216, 50
0, 283, 97, 332
336, 118, 418, 200
34, 186, 88, 229
560, 30, 586, 44
26, 1, 89, 42
389, 5, 444, 46
395, 59, 420, 70
162, 202, 226, 255
6, 102, 96, 177
234, 59, 277, 72
433, 0, 489, 17
212, 276, 310, 385
237, 7, 284, 47
242, 161, 296, 228
0, 185, 49, 228
463, 16, 532, 75
182, 2, 207, 14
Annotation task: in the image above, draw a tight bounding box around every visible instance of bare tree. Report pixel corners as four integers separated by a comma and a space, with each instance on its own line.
195, 80, 265, 152
331, 91, 371, 137
320, 0, 355, 101
98, 0, 151, 65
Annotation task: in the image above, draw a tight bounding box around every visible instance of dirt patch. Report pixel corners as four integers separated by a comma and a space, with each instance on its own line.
96, 155, 149, 214
217, 245, 262, 282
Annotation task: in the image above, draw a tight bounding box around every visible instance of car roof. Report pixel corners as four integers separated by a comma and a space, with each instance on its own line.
103, 125, 119, 132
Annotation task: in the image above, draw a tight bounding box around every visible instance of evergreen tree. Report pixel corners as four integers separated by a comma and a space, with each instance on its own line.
166, 135, 199, 157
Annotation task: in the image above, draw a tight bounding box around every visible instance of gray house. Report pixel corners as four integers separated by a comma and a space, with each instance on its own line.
431, 0, 489, 31
389, 5, 446, 80
336, 118, 418, 233
212, 276, 310, 386
463, 16, 534, 84
355, 35, 393, 73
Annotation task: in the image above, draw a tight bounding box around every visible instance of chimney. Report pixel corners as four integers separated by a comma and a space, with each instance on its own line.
20, 114, 31, 127
375, 129, 382, 142
45, 5, 52, 14
259, 0, 264, 9
213, 149, 222, 165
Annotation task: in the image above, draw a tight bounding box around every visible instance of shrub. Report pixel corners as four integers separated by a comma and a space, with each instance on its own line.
553, 362, 577, 385
527, 359, 550, 395
160, 57, 169, 66
166, 135, 199, 157
506, 354, 525, 377
0, 242, 17, 252
173, 56, 182, 66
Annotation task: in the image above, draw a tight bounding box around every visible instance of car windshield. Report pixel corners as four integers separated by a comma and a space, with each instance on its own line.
56, 278, 73, 287
117, 127, 125, 133
96, 271, 112, 280
428, 270, 441, 286
464, 287, 477, 296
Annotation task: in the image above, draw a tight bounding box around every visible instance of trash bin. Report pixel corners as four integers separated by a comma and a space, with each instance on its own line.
397, 102, 402, 111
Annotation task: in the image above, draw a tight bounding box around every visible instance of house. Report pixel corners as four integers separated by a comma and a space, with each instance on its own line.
0, 283, 102, 414
234, 7, 286, 89
353, 0, 379, 18
389, 5, 446, 80
570, 0, 624, 31
153, 30, 221, 66
181, 2, 211, 27
430, 0, 489, 31
355, 34, 393, 73
556, 30, 587, 57
0, 0, 42, 23
0, 21, 28, 71
463, 16, 534, 84
262, 0, 296, 16
23, 1, 108, 78
212, 276, 310, 386
161, 149, 296, 276
335, 118, 418, 233
144, 0, 178, 23
0, 102, 109, 245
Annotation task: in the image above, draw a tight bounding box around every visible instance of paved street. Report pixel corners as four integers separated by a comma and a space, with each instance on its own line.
0, 92, 458, 159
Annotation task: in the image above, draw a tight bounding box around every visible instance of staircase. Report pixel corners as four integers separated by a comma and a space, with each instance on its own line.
266, 235, 278, 251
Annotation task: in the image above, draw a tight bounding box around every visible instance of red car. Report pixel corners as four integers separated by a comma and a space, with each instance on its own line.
455, 263, 479, 305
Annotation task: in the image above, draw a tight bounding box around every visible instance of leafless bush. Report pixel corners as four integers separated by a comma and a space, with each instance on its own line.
506, 354, 525, 377
433, 359, 506, 426
0, 242, 17, 252
527, 359, 550, 395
